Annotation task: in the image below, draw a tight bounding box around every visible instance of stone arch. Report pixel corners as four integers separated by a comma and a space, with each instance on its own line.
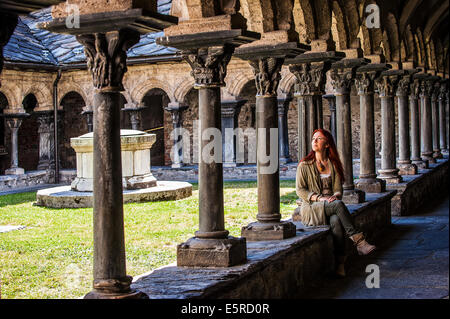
383, 12, 401, 62
405, 24, 417, 63
173, 77, 195, 103
341, 0, 360, 47
426, 39, 437, 71
239, 0, 275, 33
0, 86, 16, 109
132, 80, 175, 105
22, 83, 52, 110
331, 2, 349, 51
415, 27, 427, 68
58, 84, 89, 108
226, 72, 255, 98
292, 0, 316, 43
278, 71, 296, 95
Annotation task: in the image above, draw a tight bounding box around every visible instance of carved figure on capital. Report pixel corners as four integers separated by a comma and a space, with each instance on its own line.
182, 44, 234, 88
355, 72, 376, 95
396, 77, 411, 97
375, 75, 396, 97
330, 69, 353, 94
409, 79, 420, 100
248, 57, 284, 97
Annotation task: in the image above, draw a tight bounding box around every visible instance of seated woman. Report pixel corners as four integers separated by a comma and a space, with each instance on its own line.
296, 128, 375, 277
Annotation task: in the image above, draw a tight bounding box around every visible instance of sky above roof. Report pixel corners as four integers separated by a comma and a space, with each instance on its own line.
3, 0, 176, 66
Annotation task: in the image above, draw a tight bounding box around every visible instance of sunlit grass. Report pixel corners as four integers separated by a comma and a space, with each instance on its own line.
0, 180, 297, 299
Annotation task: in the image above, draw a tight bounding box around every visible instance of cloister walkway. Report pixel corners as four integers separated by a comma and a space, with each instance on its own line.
296, 195, 449, 299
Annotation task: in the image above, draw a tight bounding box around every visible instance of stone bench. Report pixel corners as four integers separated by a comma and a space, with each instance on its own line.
131, 190, 396, 298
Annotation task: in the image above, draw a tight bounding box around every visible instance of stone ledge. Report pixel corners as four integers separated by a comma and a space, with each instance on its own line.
0, 170, 50, 191
130, 191, 394, 298
384, 158, 449, 216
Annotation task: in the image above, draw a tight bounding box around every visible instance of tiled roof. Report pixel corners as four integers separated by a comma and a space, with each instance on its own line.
3, 0, 176, 66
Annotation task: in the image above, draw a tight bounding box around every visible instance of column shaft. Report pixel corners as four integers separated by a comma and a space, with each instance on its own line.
439, 85, 447, 152
431, 83, 443, 159
420, 81, 434, 163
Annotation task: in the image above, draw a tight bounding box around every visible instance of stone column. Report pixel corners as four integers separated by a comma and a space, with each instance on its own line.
323, 94, 337, 142
174, 43, 247, 266
277, 94, 292, 164
431, 81, 443, 159
396, 73, 418, 175
439, 81, 448, 153
76, 30, 146, 299
221, 99, 246, 167
375, 71, 402, 184
235, 42, 306, 241
330, 59, 367, 203
165, 102, 188, 168
3, 113, 29, 175
81, 106, 94, 133
410, 75, 428, 168
420, 76, 439, 164
36, 111, 55, 170
354, 64, 388, 193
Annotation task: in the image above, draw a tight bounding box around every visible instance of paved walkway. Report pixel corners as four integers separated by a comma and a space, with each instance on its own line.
296, 195, 449, 299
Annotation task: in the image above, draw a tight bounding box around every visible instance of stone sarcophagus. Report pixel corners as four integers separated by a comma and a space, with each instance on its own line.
70, 129, 157, 192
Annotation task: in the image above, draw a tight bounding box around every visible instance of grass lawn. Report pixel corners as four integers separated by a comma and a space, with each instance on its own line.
0, 180, 297, 299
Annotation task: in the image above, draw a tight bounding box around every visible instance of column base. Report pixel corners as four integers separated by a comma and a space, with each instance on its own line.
342, 188, 365, 204
241, 220, 296, 241
412, 159, 429, 169
422, 153, 436, 163
398, 163, 418, 175
171, 163, 184, 169
355, 178, 386, 193
124, 173, 157, 190
84, 276, 148, 299
5, 167, 25, 175
177, 236, 247, 267
433, 150, 443, 159
378, 168, 403, 184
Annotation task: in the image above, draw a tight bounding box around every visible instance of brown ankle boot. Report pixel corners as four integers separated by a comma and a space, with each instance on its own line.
350, 233, 376, 255
335, 255, 347, 277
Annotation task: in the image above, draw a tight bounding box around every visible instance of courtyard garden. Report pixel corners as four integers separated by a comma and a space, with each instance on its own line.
0, 180, 297, 299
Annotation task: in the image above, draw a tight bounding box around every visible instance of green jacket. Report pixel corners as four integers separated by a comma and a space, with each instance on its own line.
295, 158, 343, 226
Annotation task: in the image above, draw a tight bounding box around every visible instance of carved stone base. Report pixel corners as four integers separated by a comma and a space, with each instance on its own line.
241, 221, 296, 241
279, 157, 291, 164
84, 275, 148, 299
412, 159, 429, 169
342, 189, 365, 204
223, 162, 237, 168
378, 169, 403, 184
433, 151, 443, 159
177, 236, 247, 267
5, 167, 25, 175
84, 289, 148, 299
355, 178, 386, 193
398, 163, 418, 175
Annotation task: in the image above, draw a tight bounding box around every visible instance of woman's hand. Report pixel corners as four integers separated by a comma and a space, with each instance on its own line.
327, 195, 338, 203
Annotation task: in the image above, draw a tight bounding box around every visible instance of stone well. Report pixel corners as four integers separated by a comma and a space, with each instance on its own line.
35, 129, 192, 208
70, 130, 157, 191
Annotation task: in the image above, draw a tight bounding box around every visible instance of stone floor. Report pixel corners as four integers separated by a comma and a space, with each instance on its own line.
295, 194, 449, 299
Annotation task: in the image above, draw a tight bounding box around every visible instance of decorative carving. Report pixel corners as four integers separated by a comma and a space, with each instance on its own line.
396, 76, 410, 97
420, 79, 434, 98
375, 75, 396, 97
182, 44, 234, 88
290, 63, 325, 96
355, 72, 376, 95
330, 69, 354, 94
248, 57, 284, 97
439, 82, 448, 100
409, 79, 420, 100
76, 29, 140, 92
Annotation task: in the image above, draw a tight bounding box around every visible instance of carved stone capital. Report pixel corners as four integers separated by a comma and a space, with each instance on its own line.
330, 69, 354, 95
248, 57, 284, 97
290, 63, 326, 96
420, 79, 434, 98
76, 29, 140, 92
37, 113, 54, 134
375, 75, 396, 97
396, 76, 411, 97
182, 44, 234, 88
355, 72, 376, 95
439, 82, 448, 100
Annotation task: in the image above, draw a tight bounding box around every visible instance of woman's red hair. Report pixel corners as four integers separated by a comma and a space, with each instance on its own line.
299, 129, 345, 182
